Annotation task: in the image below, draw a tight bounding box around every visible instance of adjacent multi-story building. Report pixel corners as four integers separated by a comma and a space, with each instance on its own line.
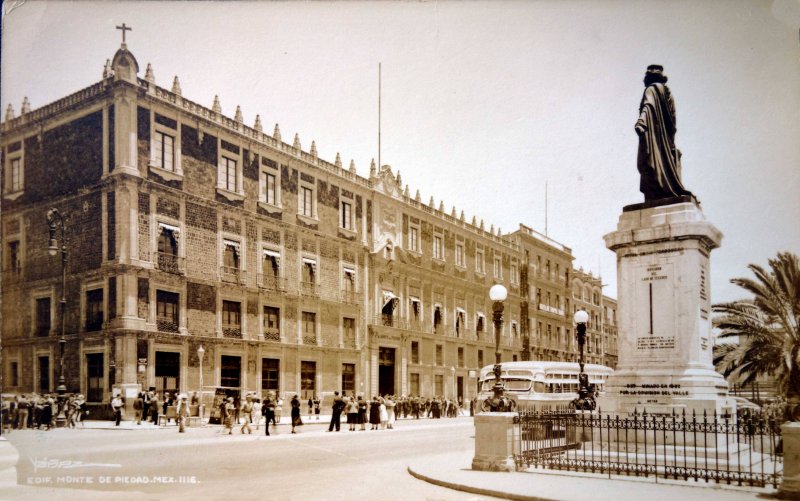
1, 41, 618, 412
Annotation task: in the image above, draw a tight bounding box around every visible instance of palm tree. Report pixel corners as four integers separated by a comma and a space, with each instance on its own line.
713, 251, 800, 421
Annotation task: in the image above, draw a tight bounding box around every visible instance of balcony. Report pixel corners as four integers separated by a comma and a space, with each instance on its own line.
257, 274, 286, 291
157, 319, 179, 333
222, 326, 242, 338
220, 266, 246, 284
371, 314, 410, 330
300, 281, 319, 297
339, 289, 362, 304
155, 252, 185, 275
263, 329, 280, 342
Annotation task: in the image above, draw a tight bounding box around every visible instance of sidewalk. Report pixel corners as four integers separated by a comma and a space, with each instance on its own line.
408, 451, 776, 501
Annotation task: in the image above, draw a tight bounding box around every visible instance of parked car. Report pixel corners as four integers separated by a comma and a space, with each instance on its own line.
733, 396, 761, 412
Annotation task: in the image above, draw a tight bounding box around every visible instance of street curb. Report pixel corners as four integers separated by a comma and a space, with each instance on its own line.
406, 465, 556, 501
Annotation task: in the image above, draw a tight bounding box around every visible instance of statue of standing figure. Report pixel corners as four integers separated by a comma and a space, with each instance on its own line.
635, 65, 693, 202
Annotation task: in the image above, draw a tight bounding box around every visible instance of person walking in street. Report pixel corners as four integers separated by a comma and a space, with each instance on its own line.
111, 393, 124, 426
240, 395, 253, 434
262, 394, 276, 436
327, 391, 344, 432
176, 393, 189, 433
290, 395, 302, 434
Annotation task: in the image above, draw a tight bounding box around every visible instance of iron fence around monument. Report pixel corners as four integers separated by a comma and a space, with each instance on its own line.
515, 407, 783, 488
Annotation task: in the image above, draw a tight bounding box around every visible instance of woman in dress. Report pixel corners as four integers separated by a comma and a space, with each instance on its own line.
357, 395, 368, 431
379, 397, 388, 430
369, 396, 381, 430
346, 396, 359, 431
290, 395, 303, 434
384, 396, 396, 429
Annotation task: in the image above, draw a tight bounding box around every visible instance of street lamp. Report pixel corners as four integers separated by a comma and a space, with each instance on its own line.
197, 345, 205, 416
46, 208, 68, 427
572, 309, 595, 411
483, 284, 514, 412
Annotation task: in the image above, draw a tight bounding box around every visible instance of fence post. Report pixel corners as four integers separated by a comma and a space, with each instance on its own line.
780, 422, 800, 499
472, 412, 520, 472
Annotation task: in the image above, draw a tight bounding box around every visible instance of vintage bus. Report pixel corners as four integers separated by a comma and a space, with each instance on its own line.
477, 361, 614, 408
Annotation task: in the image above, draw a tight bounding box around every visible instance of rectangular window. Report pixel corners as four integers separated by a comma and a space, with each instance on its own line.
408, 226, 419, 252
223, 240, 240, 272
221, 355, 241, 388
264, 306, 280, 341
342, 267, 356, 302
455, 243, 465, 267
155, 351, 180, 396
435, 374, 444, 396
38, 356, 50, 393
36, 297, 51, 337
300, 186, 314, 217
261, 171, 277, 205
6, 240, 20, 273
261, 358, 280, 393
10, 158, 22, 192
511, 321, 518, 337
411, 341, 420, 364
478, 349, 484, 368
436, 344, 443, 366
10, 362, 18, 387
433, 305, 443, 334
340, 200, 352, 230
343, 317, 356, 347
222, 300, 242, 337
157, 225, 181, 273
154, 131, 175, 171
86, 353, 104, 402
476, 314, 485, 334
455, 309, 466, 337
475, 249, 485, 274
410, 298, 421, 325
511, 263, 518, 284
342, 363, 355, 395
86, 288, 104, 331
410, 373, 420, 396
433, 234, 443, 260
494, 256, 502, 279
302, 260, 316, 284
156, 290, 179, 332
300, 361, 316, 400
302, 311, 317, 345
458, 347, 464, 368
261, 249, 280, 289
221, 156, 237, 191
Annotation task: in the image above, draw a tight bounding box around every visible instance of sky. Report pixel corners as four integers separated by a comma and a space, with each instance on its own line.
2, 0, 799, 304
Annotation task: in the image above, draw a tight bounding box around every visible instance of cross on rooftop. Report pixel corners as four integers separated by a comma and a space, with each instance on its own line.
116, 23, 132, 44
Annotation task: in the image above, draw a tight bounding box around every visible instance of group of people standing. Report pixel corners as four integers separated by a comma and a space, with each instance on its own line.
2, 393, 87, 431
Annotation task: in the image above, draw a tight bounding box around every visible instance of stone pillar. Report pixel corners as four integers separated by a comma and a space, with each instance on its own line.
472, 412, 520, 472
781, 422, 800, 500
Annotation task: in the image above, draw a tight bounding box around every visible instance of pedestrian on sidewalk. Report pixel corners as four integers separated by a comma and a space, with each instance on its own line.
328, 391, 344, 432
379, 397, 388, 429
176, 393, 189, 433
385, 396, 396, 429
111, 393, 124, 426
313, 395, 321, 420
134, 393, 144, 425
346, 396, 358, 431
357, 395, 367, 431
308, 397, 313, 417
240, 395, 253, 434
221, 397, 235, 435
290, 395, 302, 434
262, 394, 275, 436
252, 397, 262, 431
369, 397, 381, 430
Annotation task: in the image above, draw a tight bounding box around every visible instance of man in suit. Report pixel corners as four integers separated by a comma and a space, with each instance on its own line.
327, 391, 344, 432
262, 393, 276, 436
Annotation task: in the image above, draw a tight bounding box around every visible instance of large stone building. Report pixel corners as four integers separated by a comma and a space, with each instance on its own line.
1, 42, 618, 411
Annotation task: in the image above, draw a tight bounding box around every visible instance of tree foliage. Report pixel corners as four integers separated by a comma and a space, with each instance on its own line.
713, 252, 800, 416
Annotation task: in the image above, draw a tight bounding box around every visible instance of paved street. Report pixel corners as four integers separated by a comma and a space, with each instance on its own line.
1, 416, 500, 500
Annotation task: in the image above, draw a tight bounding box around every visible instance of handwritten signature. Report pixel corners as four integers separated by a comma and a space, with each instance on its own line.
30, 457, 122, 472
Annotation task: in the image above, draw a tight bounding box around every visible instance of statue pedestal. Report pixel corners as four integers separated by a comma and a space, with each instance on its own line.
472, 412, 520, 472
599, 201, 733, 415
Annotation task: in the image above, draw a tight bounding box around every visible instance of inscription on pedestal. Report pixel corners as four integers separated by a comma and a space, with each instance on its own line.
636, 336, 675, 350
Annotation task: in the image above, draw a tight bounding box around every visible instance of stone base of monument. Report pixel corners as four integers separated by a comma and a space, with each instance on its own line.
780, 422, 800, 500
472, 412, 520, 472
603, 201, 732, 417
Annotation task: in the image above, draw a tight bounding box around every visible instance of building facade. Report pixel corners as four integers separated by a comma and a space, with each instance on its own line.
1, 43, 618, 411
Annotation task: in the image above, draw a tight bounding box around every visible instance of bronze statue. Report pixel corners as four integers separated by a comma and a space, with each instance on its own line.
635, 65, 693, 201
